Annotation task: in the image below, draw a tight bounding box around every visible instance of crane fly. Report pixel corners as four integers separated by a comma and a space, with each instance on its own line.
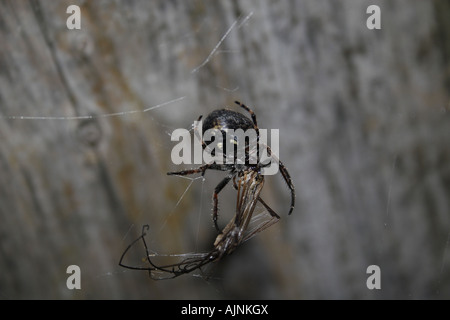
119, 170, 280, 279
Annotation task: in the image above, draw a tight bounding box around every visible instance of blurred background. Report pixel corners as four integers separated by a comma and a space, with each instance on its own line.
0, 0, 449, 299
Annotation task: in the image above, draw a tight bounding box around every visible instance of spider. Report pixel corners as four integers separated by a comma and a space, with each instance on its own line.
167, 101, 295, 233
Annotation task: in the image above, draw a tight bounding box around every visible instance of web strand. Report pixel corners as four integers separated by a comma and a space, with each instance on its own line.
2, 96, 186, 121
190, 12, 253, 74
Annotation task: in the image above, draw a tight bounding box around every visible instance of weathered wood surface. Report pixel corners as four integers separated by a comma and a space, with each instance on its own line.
0, 0, 449, 299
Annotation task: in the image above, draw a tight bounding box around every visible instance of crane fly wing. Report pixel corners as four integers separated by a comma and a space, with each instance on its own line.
234, 171, 280, 244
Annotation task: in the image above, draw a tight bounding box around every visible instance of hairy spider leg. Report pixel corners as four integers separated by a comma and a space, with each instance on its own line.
193, 114, 207, 149
264, 144, 295, 215
234, 100, 260, 161
237, 100, 295, 215
167, 164, 237, 233
234, 100, 259, 135
212, 168, 236, 232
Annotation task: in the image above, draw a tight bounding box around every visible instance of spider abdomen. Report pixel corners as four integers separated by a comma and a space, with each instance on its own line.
202, 109, 258, 165
202, 109, 255, 133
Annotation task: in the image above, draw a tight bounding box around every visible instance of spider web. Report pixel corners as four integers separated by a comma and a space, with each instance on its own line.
4, 2, 448, 300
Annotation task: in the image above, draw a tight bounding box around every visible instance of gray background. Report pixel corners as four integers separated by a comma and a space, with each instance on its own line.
0, 0, 449, 299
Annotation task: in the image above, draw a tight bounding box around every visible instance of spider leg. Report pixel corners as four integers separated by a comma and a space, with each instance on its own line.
234, 101, 260, 162
234, 101, 258, 129
168, 164, 236, 233
278, 159, 295, 215
255, 143, 295, 215
264, 145, 295, 215
256, 196, 281, 219
167, 163, 230, 176
167, 165, 209, 177
212, 169, 236, 232
193, 115, 208, 149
